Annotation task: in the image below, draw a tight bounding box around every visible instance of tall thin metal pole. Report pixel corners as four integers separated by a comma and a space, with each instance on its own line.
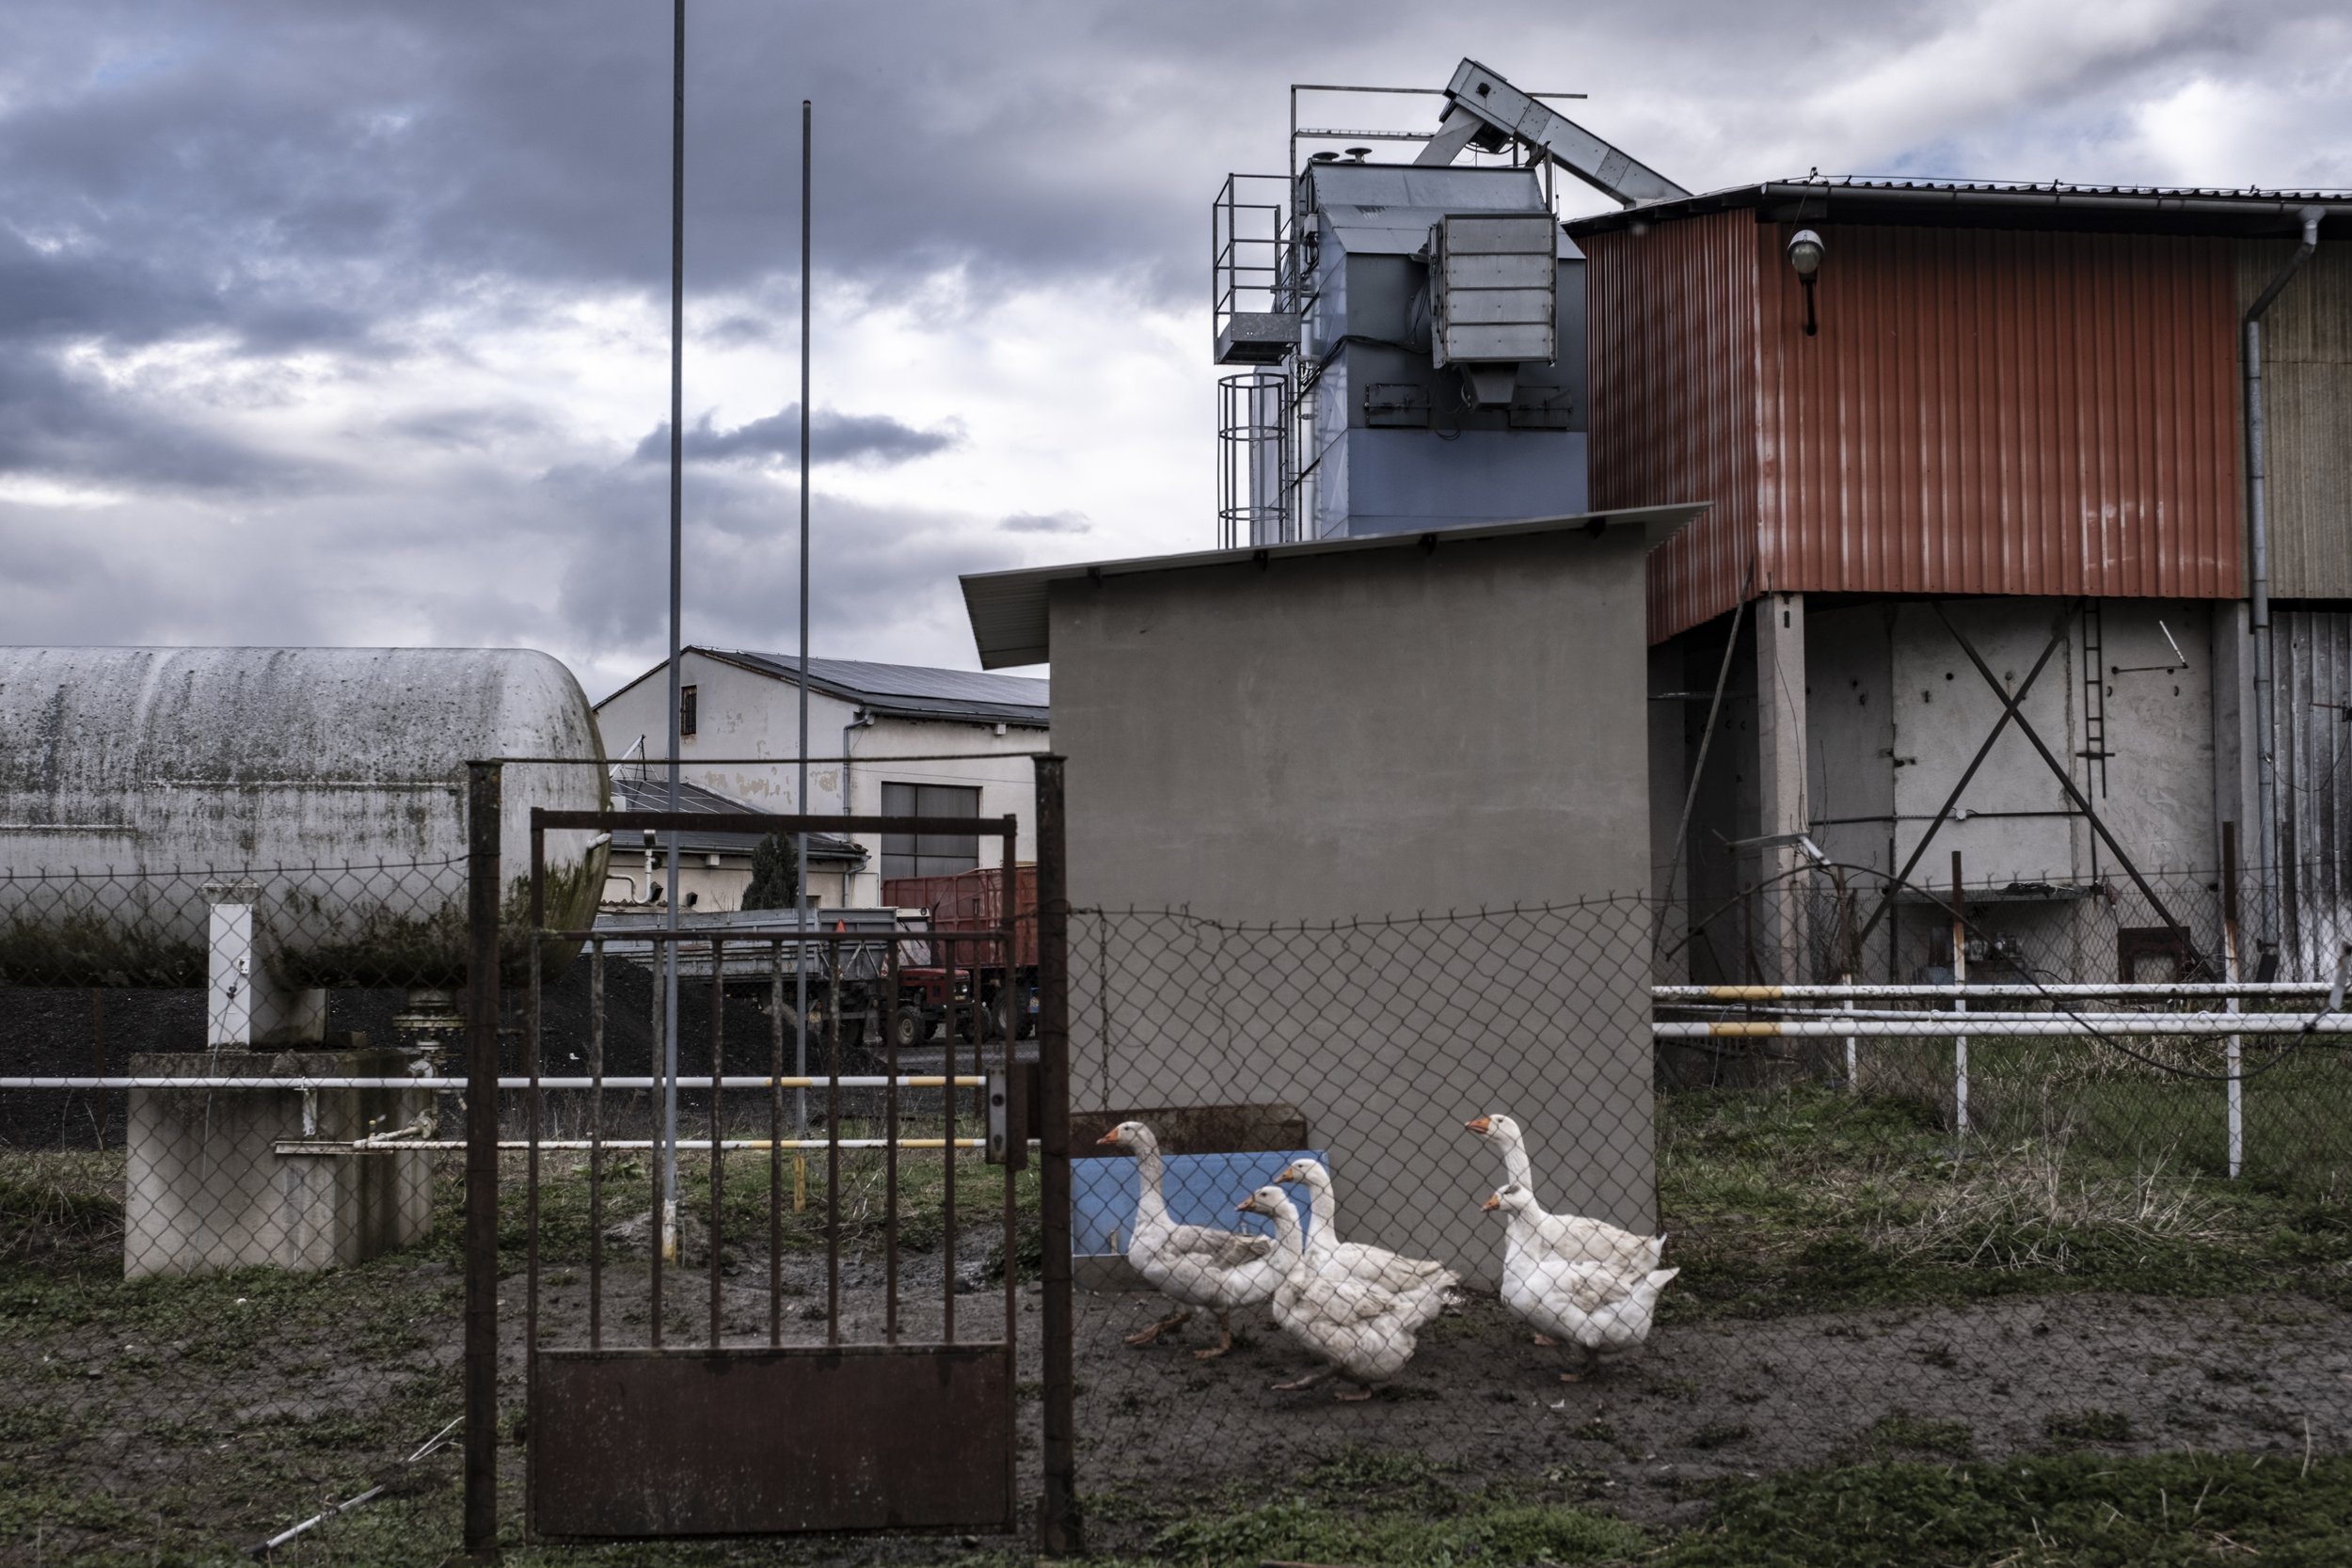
660, 0, 686, 1259
461, 762, 501, 1560
795, 98, 812, 1141
1034, 755, 1081, 1553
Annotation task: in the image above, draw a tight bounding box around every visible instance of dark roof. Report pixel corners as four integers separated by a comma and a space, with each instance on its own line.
608, 772, 866, 863
961, 505, 1704, 670
597, 649, 1051, 725
1567, 176, 2352, 241
711, 652, 1050, 725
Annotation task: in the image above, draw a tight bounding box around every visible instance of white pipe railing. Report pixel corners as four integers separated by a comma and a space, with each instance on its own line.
1659, 1014, 2352, 1038
0, 1074, 984, 1092
1656, 982, 2336, 1001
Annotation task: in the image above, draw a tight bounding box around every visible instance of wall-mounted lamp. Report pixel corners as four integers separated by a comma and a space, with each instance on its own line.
1787, 229, 1825, 336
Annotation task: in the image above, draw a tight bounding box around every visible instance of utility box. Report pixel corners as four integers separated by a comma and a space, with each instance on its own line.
124, 1050, 435, 1278
1430, 212, 1559, 402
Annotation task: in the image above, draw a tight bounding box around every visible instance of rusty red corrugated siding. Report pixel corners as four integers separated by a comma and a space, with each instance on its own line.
1585, 212, 1761, 641
1592, 214, 2244, 642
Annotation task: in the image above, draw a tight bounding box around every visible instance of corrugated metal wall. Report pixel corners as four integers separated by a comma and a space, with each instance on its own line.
1756, 224, 2240, 610
1595, 215, 2246, 642
2273, 610, 2352, 968
2241, 243, 2352, 600
1584, 212, 1760, 640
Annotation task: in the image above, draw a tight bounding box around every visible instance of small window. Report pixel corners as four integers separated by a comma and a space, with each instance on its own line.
678, 684, 697, 738
881, 782, 980, 881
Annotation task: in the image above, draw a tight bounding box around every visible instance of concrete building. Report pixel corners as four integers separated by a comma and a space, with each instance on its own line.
595, 651, 1050, 909
1563, 181, 2352, 982
962, 507, 1699, 1278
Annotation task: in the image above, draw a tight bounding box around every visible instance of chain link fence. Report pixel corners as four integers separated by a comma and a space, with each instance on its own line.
2, 858, 474, 1561
1061, 865, 2352, 1538
8, 852, 2352, 1558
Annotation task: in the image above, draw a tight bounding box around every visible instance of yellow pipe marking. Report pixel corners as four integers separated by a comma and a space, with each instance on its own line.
1708, 1022, 1786, 1037
1703, 986, 1786, 1001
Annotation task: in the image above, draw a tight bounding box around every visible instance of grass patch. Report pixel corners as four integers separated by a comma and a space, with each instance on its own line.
513, 1121, 1038, 1267
1139, 1449, 1645, 1568
1658, 1070, 2352, 1321
1659, 1450, 2352, 1567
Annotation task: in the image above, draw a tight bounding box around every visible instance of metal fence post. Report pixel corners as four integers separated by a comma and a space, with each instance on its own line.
1032, 755, 1083, 1555
464, 761, 501, 1560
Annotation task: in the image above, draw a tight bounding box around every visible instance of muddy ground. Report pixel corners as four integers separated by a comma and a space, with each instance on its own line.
9, 1209, 2350, 1563
521, 1242, 2352, 1541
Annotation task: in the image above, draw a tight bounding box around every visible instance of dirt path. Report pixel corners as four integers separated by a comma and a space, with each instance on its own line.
1067, 1285, 2352, 1531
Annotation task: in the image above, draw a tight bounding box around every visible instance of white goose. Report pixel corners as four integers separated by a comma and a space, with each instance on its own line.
1098, 1120, 1283, 1358
1237, 1185, 1422, 1401
1463, 1113, 1665, 1273
1486, 1183, 1677, 1381
1274, 1158, 1458, 1329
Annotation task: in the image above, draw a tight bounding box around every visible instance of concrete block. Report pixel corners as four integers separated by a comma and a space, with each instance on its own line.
124, 1049, 434, 1278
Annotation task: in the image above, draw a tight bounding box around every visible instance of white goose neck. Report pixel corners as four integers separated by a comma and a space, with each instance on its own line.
1499, 1127, 1535, 1191
1297, 1169, 1338, 1260
1132, 1143, 1170, 1227
1263, 1200, 1306, 1272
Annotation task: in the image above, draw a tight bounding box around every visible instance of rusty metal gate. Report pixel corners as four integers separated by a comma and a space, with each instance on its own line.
516, 805, 1029, 1539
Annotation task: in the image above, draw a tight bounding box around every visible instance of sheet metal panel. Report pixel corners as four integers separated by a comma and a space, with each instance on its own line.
2272, 610, 2352, 971
1592, 217, 2243, 641
1584, 211, 1762, 641
530, 1346, 1013, 1537
2240, 243, 2352, 600
1756, 223, 2240, 610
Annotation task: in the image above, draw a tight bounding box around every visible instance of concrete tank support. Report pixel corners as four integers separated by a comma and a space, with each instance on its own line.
124, 1050, 433, 1278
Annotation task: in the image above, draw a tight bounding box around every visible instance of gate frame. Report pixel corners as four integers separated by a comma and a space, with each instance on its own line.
462, 789, 1075, 1549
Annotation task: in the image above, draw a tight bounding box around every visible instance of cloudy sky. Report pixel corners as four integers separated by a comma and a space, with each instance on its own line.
3, 1, 2347, 698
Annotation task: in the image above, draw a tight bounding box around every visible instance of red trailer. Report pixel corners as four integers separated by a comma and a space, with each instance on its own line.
884, 864, 1039, 1044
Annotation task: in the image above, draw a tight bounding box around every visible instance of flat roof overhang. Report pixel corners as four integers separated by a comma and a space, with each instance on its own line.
961, 504, 1706, 671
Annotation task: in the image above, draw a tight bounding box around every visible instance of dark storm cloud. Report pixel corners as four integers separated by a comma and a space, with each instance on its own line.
5, 0, 2348, 677
0, 352, 331, 495
537, 449, 1026, 690
630, 406, 962, 468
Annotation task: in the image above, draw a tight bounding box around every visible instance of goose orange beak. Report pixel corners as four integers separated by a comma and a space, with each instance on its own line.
1235, 1198, 1253, 1213
1480, 1193, 1502, 1212
1095, 1129, 1121, 1147
1464, 1117, 1492, 1135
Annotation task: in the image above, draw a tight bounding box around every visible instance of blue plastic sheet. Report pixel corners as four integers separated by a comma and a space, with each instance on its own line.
1073, 1148, 1327, 1259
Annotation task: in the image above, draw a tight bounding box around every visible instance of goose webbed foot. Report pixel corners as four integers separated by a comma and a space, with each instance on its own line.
1270, 1369, 1329, 1393
1332, 1384, 1375, 1402
1531, 1333, 1559, 1348
1191, 1311, 1236, 1360
1124, 1307, 1193, 1348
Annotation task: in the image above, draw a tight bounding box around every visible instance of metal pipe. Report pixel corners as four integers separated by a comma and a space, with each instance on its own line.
1661, 1015, 2352, 1037
0, 1074, 985, 1090
1033, 753, 1082, 1554
1656, 983, 2340, 1000
2246, 207, 2325, 958
461, 761, 500, 1560
1951, 850, 1968, 1132
660, 0, 687, 1271
2223, 820, 2245, 1179
796, 98, 814, 1148
277, 1138, 990, 1153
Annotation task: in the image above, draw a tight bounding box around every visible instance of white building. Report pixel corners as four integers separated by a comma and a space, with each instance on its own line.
594, 650, 1050, 909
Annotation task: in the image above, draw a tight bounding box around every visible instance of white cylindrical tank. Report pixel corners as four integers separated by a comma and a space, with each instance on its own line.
0, 646, 610, 988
